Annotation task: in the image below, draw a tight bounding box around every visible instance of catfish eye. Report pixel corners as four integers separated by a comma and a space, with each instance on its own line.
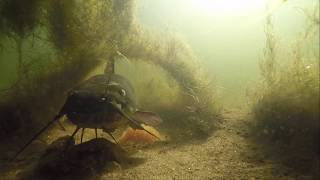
119, 89, 126, 96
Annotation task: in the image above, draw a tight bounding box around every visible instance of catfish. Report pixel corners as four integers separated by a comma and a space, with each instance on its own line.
13, 73, 162, 159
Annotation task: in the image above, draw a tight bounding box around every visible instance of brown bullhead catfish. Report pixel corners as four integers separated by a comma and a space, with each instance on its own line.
13, 73, 162, 159
64, 73, 162, 134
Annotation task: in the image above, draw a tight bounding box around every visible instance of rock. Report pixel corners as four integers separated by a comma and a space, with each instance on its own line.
21, 136, 129, 179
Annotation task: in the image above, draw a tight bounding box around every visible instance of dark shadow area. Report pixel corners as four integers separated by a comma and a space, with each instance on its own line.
9, 136, 145, 180
156, 110, 223, 143
248, 119, 320, 179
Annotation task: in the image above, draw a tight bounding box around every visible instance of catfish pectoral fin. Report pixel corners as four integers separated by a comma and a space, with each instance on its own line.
128, 121, 161, 141
115, 108, 161, 140
133, 111, 162, 126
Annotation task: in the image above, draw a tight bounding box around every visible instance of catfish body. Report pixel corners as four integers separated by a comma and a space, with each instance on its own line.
61, 74, 161, 132
12, 73, 162, 160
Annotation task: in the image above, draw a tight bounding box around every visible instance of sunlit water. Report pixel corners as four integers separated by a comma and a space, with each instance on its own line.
137, 0, 317, 107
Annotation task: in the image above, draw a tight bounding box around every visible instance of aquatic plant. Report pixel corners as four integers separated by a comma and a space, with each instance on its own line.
0, 0, 43, 38
0, 0, 219, 141
119, 25, 219, 139
0, 0, 135, 138
0, 0, 45, 80
249, 2, 319, 151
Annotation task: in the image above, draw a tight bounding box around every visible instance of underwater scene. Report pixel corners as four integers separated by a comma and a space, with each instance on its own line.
0, 0, 319, 179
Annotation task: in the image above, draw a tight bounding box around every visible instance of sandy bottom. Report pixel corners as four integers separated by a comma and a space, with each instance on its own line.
0, 108, 317, 180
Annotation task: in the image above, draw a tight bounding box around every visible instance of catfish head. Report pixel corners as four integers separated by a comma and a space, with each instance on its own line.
101, 74, 162, 132
64, 74, 162, 135
104, 74, 137, 115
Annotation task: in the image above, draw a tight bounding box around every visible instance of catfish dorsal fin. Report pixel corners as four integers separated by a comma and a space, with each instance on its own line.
104, 56, 115, 75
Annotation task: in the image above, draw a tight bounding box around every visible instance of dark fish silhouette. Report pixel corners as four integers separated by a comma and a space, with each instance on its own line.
13, 73, 162, 159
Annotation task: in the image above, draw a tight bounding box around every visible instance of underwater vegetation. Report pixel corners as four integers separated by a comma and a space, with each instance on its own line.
0, 0, 42, 40
121, 28, 219, 139
0, 0, 319, 179
249, 1, 319, 174
0, 0, 218, 145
